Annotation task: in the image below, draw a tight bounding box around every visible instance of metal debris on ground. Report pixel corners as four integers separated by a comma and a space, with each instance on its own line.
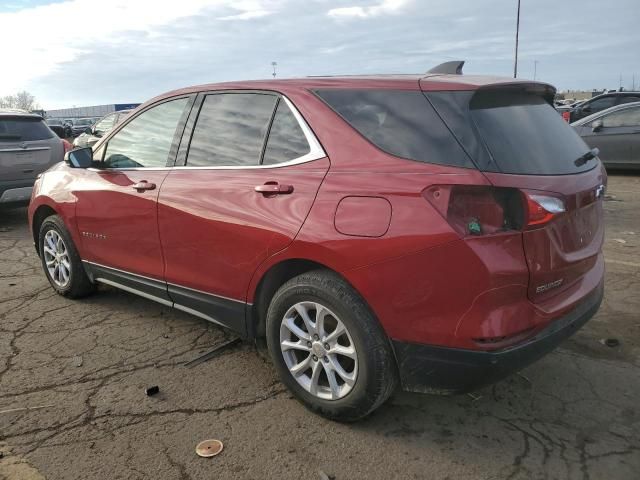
72, 355, 83, 367
185, 338, 242, 368
145, 386, 160, 396
195, 439, 223, 458
319, 470, 335, 480
603, 338, 620, 348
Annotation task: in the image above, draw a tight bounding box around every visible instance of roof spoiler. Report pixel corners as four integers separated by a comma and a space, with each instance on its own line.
427, 60, 464, 75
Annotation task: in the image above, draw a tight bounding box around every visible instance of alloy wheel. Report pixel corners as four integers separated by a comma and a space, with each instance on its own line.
279, 301, 358, 400
43, 230, 71, 288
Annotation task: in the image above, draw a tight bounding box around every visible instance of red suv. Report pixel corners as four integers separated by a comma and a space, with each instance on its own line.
28, 64, 605, 421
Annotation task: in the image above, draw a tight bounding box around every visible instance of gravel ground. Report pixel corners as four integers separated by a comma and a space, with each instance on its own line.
0, 173, 639, 480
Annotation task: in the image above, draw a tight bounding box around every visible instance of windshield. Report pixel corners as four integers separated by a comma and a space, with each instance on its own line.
47, 119, 62, 125
470, 91, 593, 175
75, 119, 92, 126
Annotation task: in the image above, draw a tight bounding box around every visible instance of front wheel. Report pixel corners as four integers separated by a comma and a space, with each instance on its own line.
266, 270, 398, 422
39, 215, 95, 298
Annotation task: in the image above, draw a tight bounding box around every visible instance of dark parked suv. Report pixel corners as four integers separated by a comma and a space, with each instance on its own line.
570, 91, 640, 122
28, 63, 605, 421
1, 110, 64, 206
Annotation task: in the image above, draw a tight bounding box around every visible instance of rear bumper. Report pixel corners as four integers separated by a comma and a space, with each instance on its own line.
0, 180, 35, 205
392, 280, 604, 394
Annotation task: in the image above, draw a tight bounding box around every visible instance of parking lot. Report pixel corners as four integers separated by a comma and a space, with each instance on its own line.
0, 174, 638, 480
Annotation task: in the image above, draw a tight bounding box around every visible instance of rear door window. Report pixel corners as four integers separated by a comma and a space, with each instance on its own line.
586, 96, 616, 112
601, 106, 640, 127
470, 91, 593, 175
186, 93, 278, 167
0, 118, 54, 142
314, 89, 474, 168
263, 100, 310, 165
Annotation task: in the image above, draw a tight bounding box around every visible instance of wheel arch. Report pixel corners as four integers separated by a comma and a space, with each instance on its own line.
31, 204, 58, 255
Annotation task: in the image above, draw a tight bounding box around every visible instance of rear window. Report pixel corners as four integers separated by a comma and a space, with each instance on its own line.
314, 89, 473, 168
0, 118, 54, 142
470, 91, 593, 175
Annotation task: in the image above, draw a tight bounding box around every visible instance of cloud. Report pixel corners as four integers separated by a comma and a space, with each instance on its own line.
327, 0, 410, 19
0, 0, 276, 94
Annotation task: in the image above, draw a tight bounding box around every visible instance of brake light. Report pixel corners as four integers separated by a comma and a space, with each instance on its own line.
524, 193, 565, 228
62, 139, 73, 153
562, 111, 571, 122
424, 186, 565, 236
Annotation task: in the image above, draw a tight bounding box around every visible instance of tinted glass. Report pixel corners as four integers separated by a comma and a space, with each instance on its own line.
602, 107, 640, 127
104, 97, 188, 168
187, 93, 277, 167
618, 96, 640, 105
93, 114, 117, 134
263, 101, 310, 165
471, 92, 592, 175
314, 89, 473, 167
0, 118, 54, 142
586, 96, 616, 112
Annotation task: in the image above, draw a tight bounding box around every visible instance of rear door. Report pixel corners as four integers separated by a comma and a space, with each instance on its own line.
158, 91, 329, 335
424, 86, 605, 305
580, 105, 640, 168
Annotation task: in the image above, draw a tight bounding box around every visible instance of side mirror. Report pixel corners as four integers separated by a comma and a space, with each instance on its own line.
591, 119, 604, 132
84, 127, 92, 134
65, 147, 93, 168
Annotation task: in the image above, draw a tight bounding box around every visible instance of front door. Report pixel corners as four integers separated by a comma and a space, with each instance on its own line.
158, 92, 329, 335
75, 96, 192, 300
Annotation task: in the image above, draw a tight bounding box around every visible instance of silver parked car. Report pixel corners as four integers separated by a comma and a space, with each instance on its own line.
572, 102, 640, 170
73, 109, 132, 149
0, 110, 64, 205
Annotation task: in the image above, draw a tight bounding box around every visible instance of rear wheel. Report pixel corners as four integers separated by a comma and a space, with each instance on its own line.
38, 215, 95, 298
266, 270, 397, 421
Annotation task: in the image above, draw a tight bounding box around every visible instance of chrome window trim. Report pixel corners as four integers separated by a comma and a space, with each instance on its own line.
86, 93, 326, 172
0, 146, 51, 153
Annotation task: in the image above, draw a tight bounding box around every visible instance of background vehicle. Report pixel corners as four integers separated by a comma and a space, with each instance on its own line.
73, 109, 132, 148
46, 118, 73, 138
573, 101, 640, 170
1, 110, 64, 206
569, 91, 640, 122
70, 118, 94, 137
29, 64, 605, 421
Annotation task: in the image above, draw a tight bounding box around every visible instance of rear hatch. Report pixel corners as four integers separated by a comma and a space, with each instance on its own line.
0, 116, 61, 181
423, 83, 605, 304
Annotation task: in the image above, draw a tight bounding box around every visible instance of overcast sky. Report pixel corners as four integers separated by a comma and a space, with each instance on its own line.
1, 0, 639, 109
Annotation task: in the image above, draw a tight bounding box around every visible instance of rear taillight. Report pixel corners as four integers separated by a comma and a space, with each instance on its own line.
62, 139, 73, 153
523, 193, 565, 229
562, 111, 571, 122
424, 186, 565, 237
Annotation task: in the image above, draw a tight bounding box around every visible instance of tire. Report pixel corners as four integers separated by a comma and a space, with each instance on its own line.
266, 270, 398, 422
38, 215, 95, 298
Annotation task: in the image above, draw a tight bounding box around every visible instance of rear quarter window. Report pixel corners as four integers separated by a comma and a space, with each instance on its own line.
314, 89, 474, 168
0, 118, 54, 142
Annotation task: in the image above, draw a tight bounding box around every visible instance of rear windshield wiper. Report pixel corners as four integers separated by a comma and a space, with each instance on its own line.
574, 147, 599, 167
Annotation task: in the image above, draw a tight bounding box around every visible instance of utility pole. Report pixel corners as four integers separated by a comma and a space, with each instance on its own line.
533, 60, 538, 80
633, 74, 636, 91
513, 0, 521, 78
271, 61, 278, 78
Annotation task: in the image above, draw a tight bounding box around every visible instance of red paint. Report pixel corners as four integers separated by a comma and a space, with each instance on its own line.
29, 74, 604, 356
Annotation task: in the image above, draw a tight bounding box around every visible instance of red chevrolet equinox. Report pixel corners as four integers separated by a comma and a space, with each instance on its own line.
29, 62, 605, 421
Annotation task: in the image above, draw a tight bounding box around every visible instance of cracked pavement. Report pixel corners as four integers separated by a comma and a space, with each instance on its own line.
1, 174, 639, 480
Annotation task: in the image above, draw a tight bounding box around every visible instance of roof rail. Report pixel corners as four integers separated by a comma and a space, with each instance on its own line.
427, 60, 465, 75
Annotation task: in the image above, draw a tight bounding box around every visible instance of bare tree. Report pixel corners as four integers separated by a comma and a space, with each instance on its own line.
0, 91, 39, 111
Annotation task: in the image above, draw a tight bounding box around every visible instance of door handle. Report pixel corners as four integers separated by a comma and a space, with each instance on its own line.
254, 182, 294, 195
132, 181, 156, 191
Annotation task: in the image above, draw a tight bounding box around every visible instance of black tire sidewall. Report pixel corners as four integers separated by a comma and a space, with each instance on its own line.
38, 216, 84, 296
